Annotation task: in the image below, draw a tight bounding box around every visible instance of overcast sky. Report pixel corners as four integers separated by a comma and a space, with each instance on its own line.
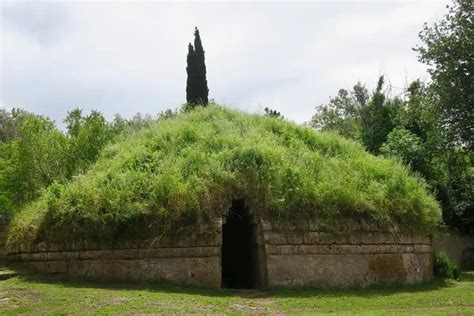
1, 0, 448, 125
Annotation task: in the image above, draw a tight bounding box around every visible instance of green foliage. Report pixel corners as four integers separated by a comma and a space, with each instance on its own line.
434, 251, 461, 279
311, 83, 367, 141
0, 114, 69, 214
186, 27, 209, 107
312, 77, 397, 153
380, 82, 473, 233
359, 76, 394, 154
415, 0, 474, 149
442, 149, 474, 231
0, 108, 19, 142
313, 76, 473, 233
381, 128, 425, 172
64, 108, 115, 175
413, 0, 474, 230
0, 108, 35, 143
8, 106, 441, 246
0, 107, 157, 217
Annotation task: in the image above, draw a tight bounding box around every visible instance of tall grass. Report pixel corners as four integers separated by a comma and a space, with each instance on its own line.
7, 106, 441, 245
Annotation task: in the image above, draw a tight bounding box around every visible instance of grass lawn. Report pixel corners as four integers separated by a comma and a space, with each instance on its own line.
0, 269, 473, 315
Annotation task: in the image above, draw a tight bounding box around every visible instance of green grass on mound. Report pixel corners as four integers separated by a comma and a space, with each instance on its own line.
7, 106, 441, 245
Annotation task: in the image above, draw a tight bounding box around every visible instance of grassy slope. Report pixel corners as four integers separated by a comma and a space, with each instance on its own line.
0, 271, 473, 315
8, 106, 440, 245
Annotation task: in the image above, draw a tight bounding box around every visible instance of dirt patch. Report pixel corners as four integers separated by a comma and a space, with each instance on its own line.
0, 287, 41, 309
231, 290, 283, 315
108, 296, 130, 306
237, 289, 267, 299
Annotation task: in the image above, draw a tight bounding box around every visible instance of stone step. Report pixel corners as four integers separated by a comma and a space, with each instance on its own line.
0, 270, 18, 281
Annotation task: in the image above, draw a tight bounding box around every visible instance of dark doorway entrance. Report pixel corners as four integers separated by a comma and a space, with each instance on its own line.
221, 199, 257, 289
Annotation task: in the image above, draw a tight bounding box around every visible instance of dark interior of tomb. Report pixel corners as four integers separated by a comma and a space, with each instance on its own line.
221, 199, 257, 289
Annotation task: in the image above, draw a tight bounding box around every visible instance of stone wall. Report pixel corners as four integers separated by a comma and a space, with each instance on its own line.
262, 221, 432, 288
6, 216, 433, 288
433, 230, 474, 270
7, 227, 223, 287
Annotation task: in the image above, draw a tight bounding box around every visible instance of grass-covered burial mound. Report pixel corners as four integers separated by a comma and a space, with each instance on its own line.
8, 106, 441, 246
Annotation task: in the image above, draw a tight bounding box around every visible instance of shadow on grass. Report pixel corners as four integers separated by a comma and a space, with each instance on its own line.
266, 275, 463, 300
6, 265, 473, 300
6, 265, 236, 298
458, 271, 474, 282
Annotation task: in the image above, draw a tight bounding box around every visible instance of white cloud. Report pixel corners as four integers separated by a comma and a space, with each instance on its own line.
334, 2, 446, 39
1, 1, 448, 125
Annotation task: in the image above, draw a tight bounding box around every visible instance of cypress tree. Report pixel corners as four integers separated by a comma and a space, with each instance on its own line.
186, 43, 197, 104
186, 27, 209, 107
193, 27, 209, 105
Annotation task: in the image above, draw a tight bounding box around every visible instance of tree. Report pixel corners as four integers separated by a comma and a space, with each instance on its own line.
415, 0, 474, 149
264, 107, 284, 119
443, 149, 474, 232
377, 81, 473, 233
193, 27, 209, 105
186, 43, 198, 105
380, 128, 428, 176
0, 114, 69, 213
311, 77, 395, 152
64, 109, 114, 175
0, 108, 30, 142
311, 83, 367, 141
186, 27, 209, 106
359, 76, 394, 153
0, 108, 17, 142
0, 108, 122, 215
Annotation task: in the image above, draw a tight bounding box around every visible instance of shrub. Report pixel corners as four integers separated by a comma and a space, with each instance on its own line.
433, 251, 460, 279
